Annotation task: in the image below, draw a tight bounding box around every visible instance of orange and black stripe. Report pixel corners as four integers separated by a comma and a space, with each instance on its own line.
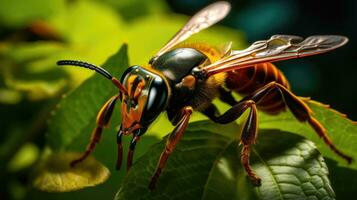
225, 62, 290, 114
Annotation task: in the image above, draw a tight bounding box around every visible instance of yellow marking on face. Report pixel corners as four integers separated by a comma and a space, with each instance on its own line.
121, 74, 149, 131
134, 81, 145, 99
127, 75, 138, 97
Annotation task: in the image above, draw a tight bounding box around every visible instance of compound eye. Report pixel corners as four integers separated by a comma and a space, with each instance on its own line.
141, 76, 168, 125
146, 86, 160, 112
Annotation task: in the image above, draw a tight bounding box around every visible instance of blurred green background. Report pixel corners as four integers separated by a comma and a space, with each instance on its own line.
0, 0, 355, 199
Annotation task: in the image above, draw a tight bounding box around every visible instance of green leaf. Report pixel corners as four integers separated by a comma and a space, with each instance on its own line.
115, 121, 335, 200
31, 152, 110, 192
0, 0, 65, 28
47, 44, 128, 151
94, 0, 169, 21
27, 135, 160, 199
259, 100, 357, 169
325, 158, 357, 200
7, 143, 40, 172
0, 42, 69, 101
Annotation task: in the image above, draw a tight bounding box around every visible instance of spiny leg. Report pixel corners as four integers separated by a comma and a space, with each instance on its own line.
70, 95, 119, 167
244, 81, 352, 163
202, 101, 261, 185
149, 106, 193, 190
240, 102, 260, 185
202, 81, 352, 185
268, 82, 352, 163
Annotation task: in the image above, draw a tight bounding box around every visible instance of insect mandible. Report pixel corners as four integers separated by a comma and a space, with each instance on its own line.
57, 1, 352, 190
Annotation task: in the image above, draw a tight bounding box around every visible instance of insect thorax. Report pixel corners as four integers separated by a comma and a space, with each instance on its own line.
150, 47, 224, 123
151, 48, 208, 83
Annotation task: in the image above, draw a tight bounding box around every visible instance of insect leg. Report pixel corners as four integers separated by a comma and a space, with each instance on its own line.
149, 106, 193, 190
240, 103, 260, 185
202, 100, 261, 185
126, 135, 140, 171
256, 82, 353, 163
203, 81, 352, 185
116, 129, 123, 170
201, 103, 221, 121
218, 87, 238, 106
70, 94, 119, 167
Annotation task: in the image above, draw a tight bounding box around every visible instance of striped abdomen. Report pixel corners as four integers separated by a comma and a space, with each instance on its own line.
225, 63, 290, 114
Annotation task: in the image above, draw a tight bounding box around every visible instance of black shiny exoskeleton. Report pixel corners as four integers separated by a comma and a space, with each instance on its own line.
57, 1, 352, 191
151, 47, 217, 124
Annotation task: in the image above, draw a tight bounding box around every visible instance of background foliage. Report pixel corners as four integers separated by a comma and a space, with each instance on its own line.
0, 0, 356, 199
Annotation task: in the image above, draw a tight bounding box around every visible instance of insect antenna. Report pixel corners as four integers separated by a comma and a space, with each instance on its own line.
57, 60, 128, 94
57, 60, 113, 79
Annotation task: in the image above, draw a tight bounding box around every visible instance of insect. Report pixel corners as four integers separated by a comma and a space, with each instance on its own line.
57, 1, 352, 190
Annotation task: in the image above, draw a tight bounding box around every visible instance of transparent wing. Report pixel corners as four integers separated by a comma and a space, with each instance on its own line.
202, 35, 348, 77
154, 1, 231, 58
